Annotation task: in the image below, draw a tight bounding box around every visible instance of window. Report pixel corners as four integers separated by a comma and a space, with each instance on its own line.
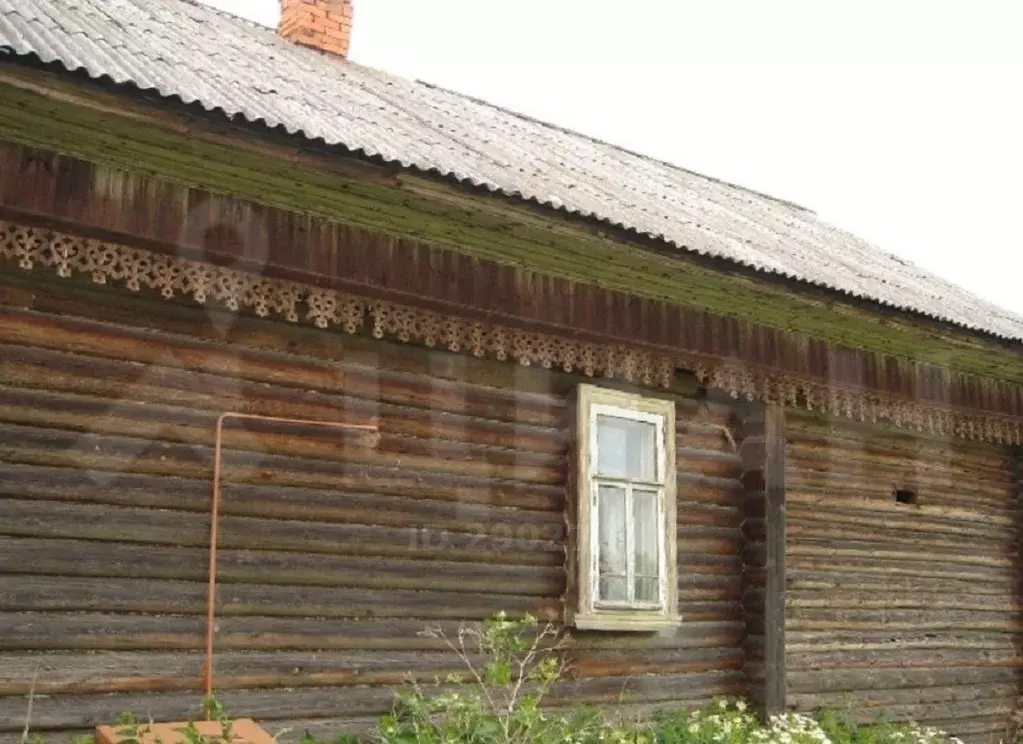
571, 385, 680, 631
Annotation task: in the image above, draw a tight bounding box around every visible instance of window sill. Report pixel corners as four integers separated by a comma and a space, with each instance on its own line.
571, 611, 681, 633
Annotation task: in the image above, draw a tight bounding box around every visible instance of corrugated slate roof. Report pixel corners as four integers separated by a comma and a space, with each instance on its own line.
2, 0, 1021, 341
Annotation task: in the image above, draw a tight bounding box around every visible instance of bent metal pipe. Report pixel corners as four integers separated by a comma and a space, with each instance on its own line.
203, 412, 380, 706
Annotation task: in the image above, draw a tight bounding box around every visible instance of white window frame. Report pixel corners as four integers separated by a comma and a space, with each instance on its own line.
571, 384, 680, 632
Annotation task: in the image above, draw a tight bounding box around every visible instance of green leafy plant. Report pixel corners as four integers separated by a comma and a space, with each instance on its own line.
172, 696, 236, 744
297, 732, 360, 744
655, 699, 760, 744
114, 711, 152, 744
370, 611, 651, 744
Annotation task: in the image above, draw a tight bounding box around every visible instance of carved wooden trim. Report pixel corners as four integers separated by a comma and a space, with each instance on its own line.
2, 218, 1021, 444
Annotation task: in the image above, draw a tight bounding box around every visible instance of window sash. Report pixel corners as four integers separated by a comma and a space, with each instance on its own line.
588, 400, 668, 612
574, 384, 679, 630
589, 403, 667, 484
591, 477, 665, 610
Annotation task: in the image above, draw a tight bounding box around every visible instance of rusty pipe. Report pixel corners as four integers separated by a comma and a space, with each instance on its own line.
203, 412, 378, 705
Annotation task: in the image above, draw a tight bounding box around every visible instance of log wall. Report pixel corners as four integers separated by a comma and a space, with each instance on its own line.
0, 272, 747, 740
785, 411, 1022, 743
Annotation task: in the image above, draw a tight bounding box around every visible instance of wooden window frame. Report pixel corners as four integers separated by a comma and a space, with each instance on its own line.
570, 384, 680, 632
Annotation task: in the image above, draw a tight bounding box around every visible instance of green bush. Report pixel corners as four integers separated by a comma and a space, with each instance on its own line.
370, 611, 646, 744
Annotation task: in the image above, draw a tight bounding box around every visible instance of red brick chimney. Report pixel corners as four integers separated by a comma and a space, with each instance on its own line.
278, 0, 354, 57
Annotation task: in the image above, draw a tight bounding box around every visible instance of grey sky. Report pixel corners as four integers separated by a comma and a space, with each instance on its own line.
198, 0, 1023, 316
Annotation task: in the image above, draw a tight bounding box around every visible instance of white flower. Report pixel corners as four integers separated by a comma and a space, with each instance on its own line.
736, 701, 747, 712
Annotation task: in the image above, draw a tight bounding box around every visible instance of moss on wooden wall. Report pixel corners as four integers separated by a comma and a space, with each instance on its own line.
0, 69, 1021, 384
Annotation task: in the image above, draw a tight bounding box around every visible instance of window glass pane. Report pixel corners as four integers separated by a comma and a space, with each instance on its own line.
635, 577, 659, 603
600, 576, 628, 602
633, 489, 660, 602
596, 414, 657, 480
597, 484, 627, 601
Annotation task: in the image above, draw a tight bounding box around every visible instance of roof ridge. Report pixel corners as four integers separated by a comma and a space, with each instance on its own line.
414, 79, 816, 215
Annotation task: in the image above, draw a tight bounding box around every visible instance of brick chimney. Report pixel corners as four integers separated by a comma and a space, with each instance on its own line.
278, 0, 354, 57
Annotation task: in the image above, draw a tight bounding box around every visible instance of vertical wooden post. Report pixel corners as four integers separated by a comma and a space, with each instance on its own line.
738, 401, 787, 717
763, 404, 787, 715
1010, 445, 1023, 743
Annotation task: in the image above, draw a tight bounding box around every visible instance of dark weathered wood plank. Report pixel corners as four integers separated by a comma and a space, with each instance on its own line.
0, 646, 742, 696
0, 538, 565, 596
0, 498, 563, 566
762, 404, 786, 715
0, 672, 746, 731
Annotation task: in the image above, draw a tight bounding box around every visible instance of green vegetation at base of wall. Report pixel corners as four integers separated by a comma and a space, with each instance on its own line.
19, 615, 974, 744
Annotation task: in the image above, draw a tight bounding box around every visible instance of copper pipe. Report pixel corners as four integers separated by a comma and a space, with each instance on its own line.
203, 412, 378, 705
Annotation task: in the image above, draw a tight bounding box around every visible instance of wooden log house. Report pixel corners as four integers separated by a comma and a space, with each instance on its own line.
0, 1, 1021, 741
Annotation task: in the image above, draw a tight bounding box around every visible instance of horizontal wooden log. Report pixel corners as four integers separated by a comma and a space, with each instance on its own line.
786, 448, 1012, 492
677, 582, 742, 603
0, 613, 453, 652
788, 665, 1018, 693
786, 630, 1017, 652
786, 412, 1006, 464
0, 671, 745, 730
677, 449, 742, 479
0, 491, 736, 560
677, 501, 744, 530
786, 529, 1013, 564
787, 607, 1022, 632
0, 274, 553, 393
0, 498, 563, 566
787, 438, 1012, 486
785, 502, 1017, 541
0, 422, 563, 487
786, 416, 1012, 462
0, 425, 565, 511
0, 385, 734, 488
0, 646, 742, 697
0, 649, 465, 696
787, 555, 1008, 584
0, 463, 565, 529
0, 389, 568, 475
786, 486, 1018, 526
0, 308, 568, 427
787, 590, 1018, 613
788, 646, 1022, 672
786, 542, 1013, 571
0, 538, 564, 596
1, 610, 743, 653
0, 575, 560, 623
0, 365, 567, 455
788, 682, 1018, 712
787, 570, 1011, 596
677, 423, 740, 455
0, 462, 568, 544
787, 467, 1013, 510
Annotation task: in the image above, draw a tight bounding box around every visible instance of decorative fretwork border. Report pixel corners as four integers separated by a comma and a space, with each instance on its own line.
2, 219, 1020, 444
